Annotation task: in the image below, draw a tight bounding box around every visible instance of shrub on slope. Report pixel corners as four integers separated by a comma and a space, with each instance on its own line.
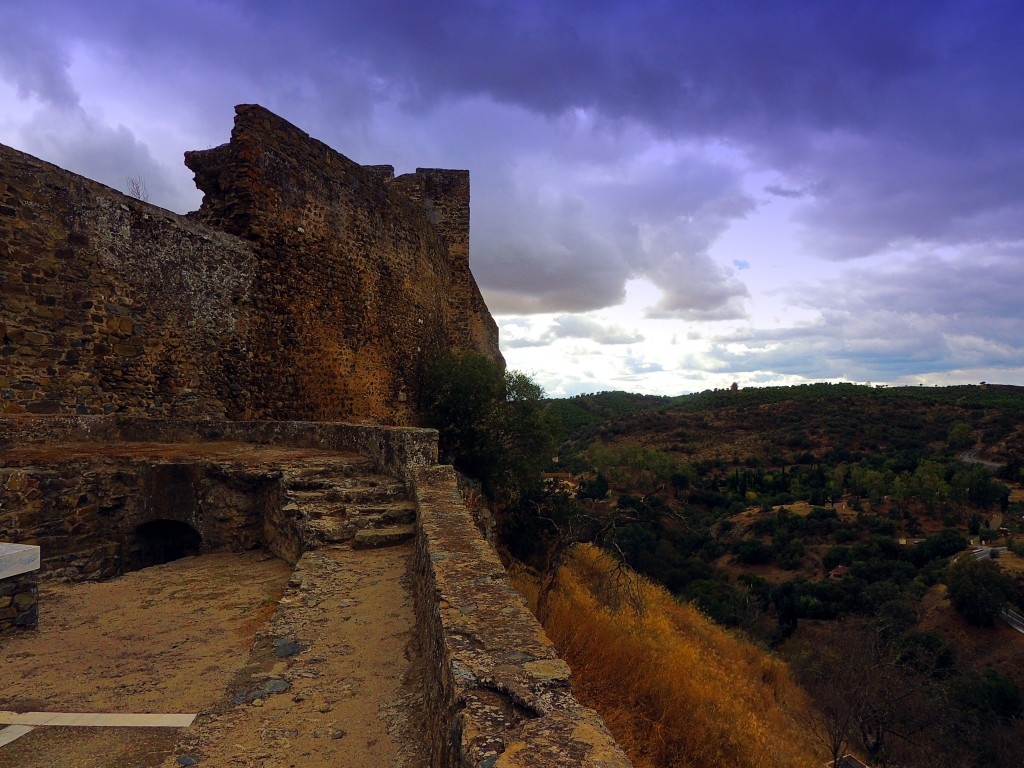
511, 544, 820, 768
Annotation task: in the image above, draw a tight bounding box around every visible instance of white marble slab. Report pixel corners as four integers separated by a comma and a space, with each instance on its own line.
0, 724, 34, 747
0, 543, 40, 580
0, 711, 195, 728
0, 712, 58, 726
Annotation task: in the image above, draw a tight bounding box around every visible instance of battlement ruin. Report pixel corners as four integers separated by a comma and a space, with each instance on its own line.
0, 108, 630, 767
1, 104, 500, 424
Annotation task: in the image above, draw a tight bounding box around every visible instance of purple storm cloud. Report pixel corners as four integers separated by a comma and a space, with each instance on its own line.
1, 0, 1021, 392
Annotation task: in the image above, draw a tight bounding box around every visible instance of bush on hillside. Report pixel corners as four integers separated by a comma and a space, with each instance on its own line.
421, 351, 556, 502
510, 545, 821, 768
946, 556, 1014, 626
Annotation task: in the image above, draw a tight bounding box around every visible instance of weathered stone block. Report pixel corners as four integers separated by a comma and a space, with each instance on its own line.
0, 568, 39, 633
352, 524, 415, 549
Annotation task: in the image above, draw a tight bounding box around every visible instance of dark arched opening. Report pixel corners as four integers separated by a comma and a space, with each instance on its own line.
124, 519, 202, 571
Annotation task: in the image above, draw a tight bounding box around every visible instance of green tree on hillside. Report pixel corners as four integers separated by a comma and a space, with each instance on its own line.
946, 557, 1014, 626
948, 422, 973, 450
421, 352, 556, 502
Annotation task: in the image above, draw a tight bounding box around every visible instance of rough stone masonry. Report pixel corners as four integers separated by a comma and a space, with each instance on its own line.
0, 108, 634, 766
0, 104, 501, 424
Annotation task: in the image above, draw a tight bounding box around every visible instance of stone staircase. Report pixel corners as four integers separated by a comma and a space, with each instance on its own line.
279, 457, 417, 550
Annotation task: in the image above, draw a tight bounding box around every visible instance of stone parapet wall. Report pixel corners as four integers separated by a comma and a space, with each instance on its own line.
410, 464, 632, 768
0, 571, 38, 633
0, 415, 437, 479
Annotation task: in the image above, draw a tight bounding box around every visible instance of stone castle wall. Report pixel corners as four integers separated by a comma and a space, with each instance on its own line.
0, 147, 257, 418
1, 104, 501, 424
0, 416, 631, 766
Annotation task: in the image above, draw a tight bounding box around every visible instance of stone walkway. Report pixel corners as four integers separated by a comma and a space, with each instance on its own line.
0, 542, 427, 767
162, 543, 428, 768
0, 551, 291, 767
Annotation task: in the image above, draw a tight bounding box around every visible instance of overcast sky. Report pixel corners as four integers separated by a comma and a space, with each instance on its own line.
3, 1, 1022, 396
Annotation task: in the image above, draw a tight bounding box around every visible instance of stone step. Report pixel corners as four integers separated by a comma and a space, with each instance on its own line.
305, 518, 356, 545
298, 500, 416, 523
282, 460, 376, 488
284, 481, 406, 503
280, 467, 413, 549
304, 511, 417, 547
362, 502, 416, 525
352, 525, 416, 550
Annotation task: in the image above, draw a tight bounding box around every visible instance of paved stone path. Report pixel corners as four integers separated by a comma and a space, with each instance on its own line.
0, 544, 427, 768
164, 542, 428, 768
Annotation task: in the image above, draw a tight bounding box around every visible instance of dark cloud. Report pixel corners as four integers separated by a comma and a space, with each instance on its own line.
1, 0, 1021, 385
789, 138, 1024, 259
0, 6, 79, 107
645, 253, 750, 321
550, 316, 643, 345
763, 185, 807, 199
473, 138, 753, 315
623, 354, 664, 375
5, 105, 199, 213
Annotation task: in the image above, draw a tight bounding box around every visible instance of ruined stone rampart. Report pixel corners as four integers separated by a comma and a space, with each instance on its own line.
412, 464, 631, 768
0, 416, 632, 766
0, 415, 436, 579
1, 147, 257, 418
1, 105, 501, 424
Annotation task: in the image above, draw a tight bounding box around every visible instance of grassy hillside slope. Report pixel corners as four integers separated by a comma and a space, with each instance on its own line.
513, 383, 1024, 767
512, 545, 820, 768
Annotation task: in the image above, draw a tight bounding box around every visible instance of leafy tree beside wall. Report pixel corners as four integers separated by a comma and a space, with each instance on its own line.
421, 352, 557, 503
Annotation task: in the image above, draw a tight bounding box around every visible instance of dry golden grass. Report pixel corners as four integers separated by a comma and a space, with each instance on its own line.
511, 545, 822, 768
